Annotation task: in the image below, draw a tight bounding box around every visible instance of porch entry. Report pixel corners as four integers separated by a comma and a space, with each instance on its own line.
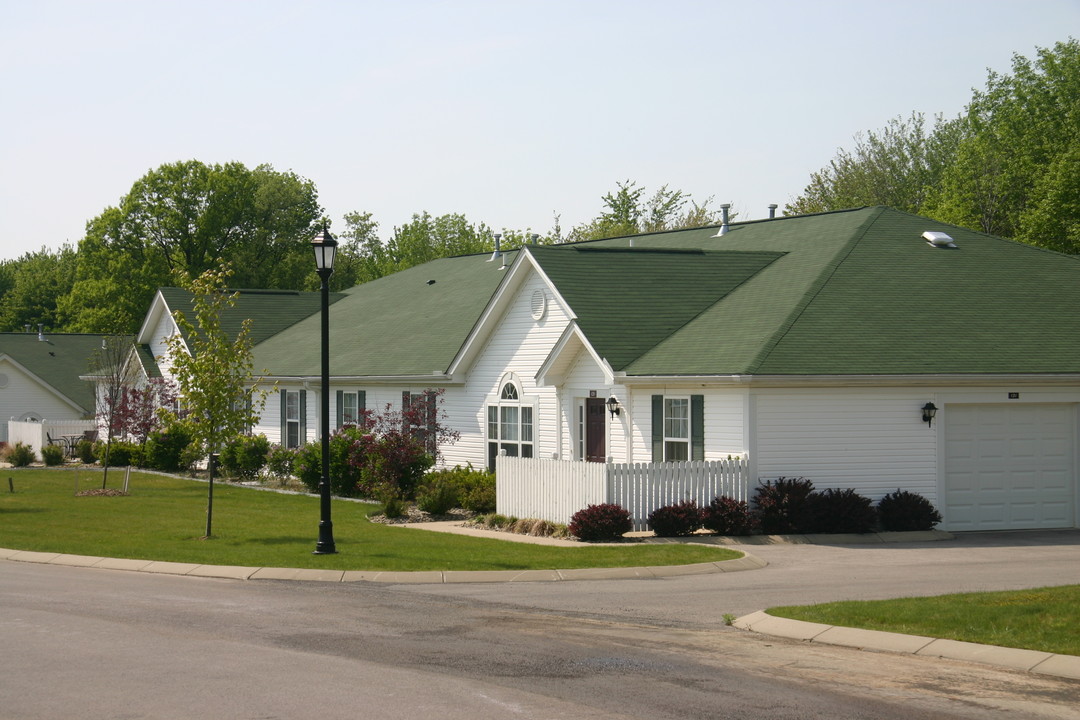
585, 397, 606, 462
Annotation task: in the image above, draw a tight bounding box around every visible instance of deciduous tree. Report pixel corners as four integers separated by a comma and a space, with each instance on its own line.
162, 264, 268, 537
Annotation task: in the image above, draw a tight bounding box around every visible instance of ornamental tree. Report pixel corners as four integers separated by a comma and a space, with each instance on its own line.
163, 263, 268, 537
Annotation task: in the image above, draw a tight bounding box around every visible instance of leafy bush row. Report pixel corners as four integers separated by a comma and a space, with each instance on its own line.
568, 481, 942, 541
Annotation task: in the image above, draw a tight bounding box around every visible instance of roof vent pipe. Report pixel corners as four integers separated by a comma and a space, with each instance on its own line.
488, 233, 502, 263
37, 323, 45, 342
24, 324, 31, 334
713, 204, 732, 237
530, 233, 539, 245
768, 204, 778, 219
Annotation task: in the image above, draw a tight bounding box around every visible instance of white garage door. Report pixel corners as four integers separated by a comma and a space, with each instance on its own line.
944, 404, 1076, 531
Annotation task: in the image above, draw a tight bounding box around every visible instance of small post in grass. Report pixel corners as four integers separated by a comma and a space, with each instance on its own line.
123, 466, 131, 493
7, 477, 12, 493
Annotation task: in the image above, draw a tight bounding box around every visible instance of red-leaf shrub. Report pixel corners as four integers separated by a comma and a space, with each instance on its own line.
752, 477, 815, 534
648, 500, 703, 537
568, 503, 632, 542
702, 496, 759, 536
803, 487, 877, 534
877, 489, 942, 531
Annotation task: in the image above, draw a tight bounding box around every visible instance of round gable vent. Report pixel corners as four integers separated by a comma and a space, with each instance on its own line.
530, 289, 548, 321
0, 373, 8, 389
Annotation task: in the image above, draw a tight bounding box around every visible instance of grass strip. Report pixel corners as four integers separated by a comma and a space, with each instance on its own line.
0, 469, 738, 572
769, 585, 1080, 657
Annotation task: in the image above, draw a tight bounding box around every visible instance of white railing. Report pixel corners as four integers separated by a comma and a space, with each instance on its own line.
496, 455, 749, 531
6, 419, 97, 456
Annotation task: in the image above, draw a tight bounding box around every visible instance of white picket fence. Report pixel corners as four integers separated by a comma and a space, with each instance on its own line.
6, 419, 97, 457
496, 455, 749, 531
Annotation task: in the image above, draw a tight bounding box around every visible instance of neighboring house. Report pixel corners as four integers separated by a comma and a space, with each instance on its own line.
0, 329, 110, 444
133, 207, 1080, 532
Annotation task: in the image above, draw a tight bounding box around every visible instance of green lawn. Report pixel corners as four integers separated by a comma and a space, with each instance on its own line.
0, 469, 738, 571
769, 585, 1080, 657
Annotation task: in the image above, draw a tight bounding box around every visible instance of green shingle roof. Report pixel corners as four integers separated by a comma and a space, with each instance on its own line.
0, 332, 117, 412
253, 253, 511, 376
529, 246, 783, 371
159, 287, 344, 349
244, 206, 1080, 379
568, 206, 1080, 375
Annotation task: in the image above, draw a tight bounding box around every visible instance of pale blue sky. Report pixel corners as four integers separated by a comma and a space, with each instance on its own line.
1, 0, 1077, 261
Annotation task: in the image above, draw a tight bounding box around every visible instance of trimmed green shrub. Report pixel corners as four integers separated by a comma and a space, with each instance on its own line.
219, 434, 270, 480
877, 489, 943, 531
804, 487, 877, 534
42, 443, 65, 466
144, 422, 195, 473
100, 440, 142, 468
648, 500, 703, 537
753, 477, 815, 534
265, 444, 295, 485
702, 496, 758, 536
416, 483, 458, 515
421, 465, 496, 513
380, 490, 406, 518
295, 425, 368, 496
76, 439, 96, 464
5, 442, 36, 467
568, 503, 632, 542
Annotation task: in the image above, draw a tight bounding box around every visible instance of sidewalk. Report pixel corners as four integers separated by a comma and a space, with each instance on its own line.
0, 543, 766, 583
733, 610, 1080, 681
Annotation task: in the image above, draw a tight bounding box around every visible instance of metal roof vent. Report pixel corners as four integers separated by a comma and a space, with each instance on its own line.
712, 204, 732, 237
488, 233, 502, 263
923, 231, 957, 249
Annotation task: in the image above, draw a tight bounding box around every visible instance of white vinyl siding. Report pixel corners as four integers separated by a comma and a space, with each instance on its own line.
445, 273, 571, 469
629, 388, 746, 464
754, 390, 938, 502
0, 359, 87, 443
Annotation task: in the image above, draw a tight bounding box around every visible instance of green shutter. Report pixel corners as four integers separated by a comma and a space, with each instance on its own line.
280, 390, 287, 443
691, 394, 704, 461
358, 390, 366, 412
336, 390, 343, 429
651, 394, 663, 462
299, 390, 307, 443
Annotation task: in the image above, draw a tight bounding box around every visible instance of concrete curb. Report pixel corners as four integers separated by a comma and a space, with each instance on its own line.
733, 611, 1080, 681
0, 546, 764, 584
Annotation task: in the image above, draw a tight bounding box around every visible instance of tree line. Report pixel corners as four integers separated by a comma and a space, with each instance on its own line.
787, 39, 1079, 255
3, 39, 1075, 336
0, 167, 724, 335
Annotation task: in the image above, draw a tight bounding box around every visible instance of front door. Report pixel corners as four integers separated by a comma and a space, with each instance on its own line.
585, 398, 606, 462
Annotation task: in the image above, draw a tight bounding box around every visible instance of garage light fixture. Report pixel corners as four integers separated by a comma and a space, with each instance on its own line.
921, 402, 938, 428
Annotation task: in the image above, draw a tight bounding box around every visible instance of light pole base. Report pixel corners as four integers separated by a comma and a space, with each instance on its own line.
313, 521, 337, 554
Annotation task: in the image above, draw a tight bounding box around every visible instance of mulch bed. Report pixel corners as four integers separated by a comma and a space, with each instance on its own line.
368, 505, 473, 525
75, 488, 130, 497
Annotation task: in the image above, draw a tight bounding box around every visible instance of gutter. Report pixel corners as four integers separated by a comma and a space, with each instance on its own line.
612, 373, 1080, 388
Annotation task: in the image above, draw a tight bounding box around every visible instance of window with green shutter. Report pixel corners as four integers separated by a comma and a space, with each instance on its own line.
652, 394, 704, 462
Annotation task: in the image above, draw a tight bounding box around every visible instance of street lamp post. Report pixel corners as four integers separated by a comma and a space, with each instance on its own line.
312, 225, 338, 555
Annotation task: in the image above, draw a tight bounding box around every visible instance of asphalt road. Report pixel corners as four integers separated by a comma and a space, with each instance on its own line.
2, 530, 1079, 719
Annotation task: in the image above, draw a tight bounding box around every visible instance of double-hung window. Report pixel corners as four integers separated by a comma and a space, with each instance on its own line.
402, 390, 437, 454
651, 394, 704, 462
487, 381, 534, 469
663, 397, 690, 461
281, 389, 306, 449
336, 390, 366, 428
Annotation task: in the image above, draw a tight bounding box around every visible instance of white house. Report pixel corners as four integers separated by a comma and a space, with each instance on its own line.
134, 207, 1080, 532
1, 329, 107, 449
